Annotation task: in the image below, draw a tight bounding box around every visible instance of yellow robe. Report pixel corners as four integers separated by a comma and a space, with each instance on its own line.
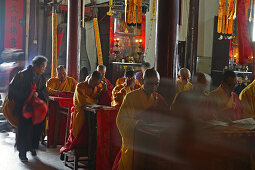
46, 76, 78, 95
72, 81, 99, 137
207, 86, 240, 121
176, 79, 193, 93
111, 84, 134, 107
239, 80, 255, 117
116, 88, 157, 170
115, 77, 141, 87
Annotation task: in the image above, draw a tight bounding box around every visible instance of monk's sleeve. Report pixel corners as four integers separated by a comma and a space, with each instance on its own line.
74, 84, 96, 108
112, 86, 127, 105
116, 94, 137, 139
46, 79, 56, 95
239, 91, 254, 117
70, 78, 78, 92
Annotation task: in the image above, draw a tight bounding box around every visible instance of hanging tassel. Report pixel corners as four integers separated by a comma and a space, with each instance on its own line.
218, 0, 224, 33
128, 0, 134, 24
132, 0, 137, 24
137, 0, 143, 24
222, 0, 227, 34
227, 0, 235, 34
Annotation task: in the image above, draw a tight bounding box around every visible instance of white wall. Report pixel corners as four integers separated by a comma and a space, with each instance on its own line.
144, 0, 157, 67
85, 20, 97, 73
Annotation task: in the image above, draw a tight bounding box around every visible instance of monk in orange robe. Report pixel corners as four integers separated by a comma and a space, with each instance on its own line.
177, 68, 193, 93
115, 69, 167, 170
111, 70, 141, 108
60, 71, 105, 153
207, 71, 242, 121
46, 65, 78, 95
115, 67, 141, 87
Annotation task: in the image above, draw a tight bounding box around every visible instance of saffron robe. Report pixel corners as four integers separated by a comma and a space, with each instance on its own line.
176, 79, 193, 93
207, 86, 242, 121
111, 83, 141, 108
116, 88, 161, 170
115, 77, 141, 87
46, 76, 78, 95
239, 80, 255, 117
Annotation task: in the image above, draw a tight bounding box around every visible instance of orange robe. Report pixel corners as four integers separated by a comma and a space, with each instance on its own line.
46, 76, 78, 95
176, 79, 192, 93
111, 83, 141, 108
116, 88, 161, 170
115, 77, 141, 87
207, 86, 242, 121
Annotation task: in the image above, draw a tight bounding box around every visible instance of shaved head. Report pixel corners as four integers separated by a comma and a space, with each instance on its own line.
143, 69, 160, 95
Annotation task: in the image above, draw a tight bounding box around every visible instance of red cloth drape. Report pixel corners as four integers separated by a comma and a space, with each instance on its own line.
96, 109, 121, 170
57, 33, 64, 55
48, 96, 73, 146
237, 0, 251, 64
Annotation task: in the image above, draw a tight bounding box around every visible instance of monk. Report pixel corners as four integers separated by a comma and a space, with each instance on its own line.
116, 68, 167, 170
46, 65, 78, 95
207, 71, 242, 121
116, 67, 141, 87
96, 65, 114, 106
60, 71, 105, 153
177, 68, 193, 93
111, 70, 141, 108
135, 62, 150, 85
239, 80, 255, 118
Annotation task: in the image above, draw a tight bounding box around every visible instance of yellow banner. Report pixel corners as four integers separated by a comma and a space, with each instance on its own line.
151, 0, 157, 21
93, 18, 103, 65
52, 13, 58, 78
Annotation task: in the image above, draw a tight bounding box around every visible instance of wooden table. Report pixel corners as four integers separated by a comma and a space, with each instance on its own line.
48, 96, 73, 147
134, 121, 255, 170
83, 105, 121, 170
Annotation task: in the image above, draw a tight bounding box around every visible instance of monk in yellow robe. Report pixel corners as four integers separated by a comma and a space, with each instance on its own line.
239, 80, 255, 118
116, 68, 165, 170
46, 65, 78, 95
111, 70, 141, 107
207, 71, 242, 121
177, 68, 192, 93
60, 71, 105, 153
115, 67, 141, 87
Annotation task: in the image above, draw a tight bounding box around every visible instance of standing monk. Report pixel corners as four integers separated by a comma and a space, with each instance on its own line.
116, 68, 166, 170
8, 56, 49, 161
46, 65, 78, 95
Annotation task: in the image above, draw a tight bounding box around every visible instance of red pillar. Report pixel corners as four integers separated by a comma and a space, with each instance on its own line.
155, 0, 179, 81
66, 0, 81, 81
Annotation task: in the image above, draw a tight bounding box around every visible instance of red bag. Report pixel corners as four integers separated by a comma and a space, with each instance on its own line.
22, 82, 48, 124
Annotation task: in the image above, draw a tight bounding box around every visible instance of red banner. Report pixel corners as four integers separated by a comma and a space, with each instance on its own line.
237, 0, 251, 64
4, 0, 24, 49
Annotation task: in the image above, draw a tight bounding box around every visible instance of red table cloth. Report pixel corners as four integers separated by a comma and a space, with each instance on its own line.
48, 96, 74, 146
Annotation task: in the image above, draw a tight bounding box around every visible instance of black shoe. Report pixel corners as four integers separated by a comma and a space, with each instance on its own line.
19, 153, 28, 162
31, 149, 37, 156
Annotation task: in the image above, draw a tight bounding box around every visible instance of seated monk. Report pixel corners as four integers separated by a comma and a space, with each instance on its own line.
207, 71, 242, 121
116, 67, 141, 87
177, 68, 193, 93
111, 70, 141, 108
60, 71, 104, 153
115, 68, 168, 170
96, 65, 114, 106
239, 80, 255, 118
46, 65, 78, 95
135, 62, 150, 85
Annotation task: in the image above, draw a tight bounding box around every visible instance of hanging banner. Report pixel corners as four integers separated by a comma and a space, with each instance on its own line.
151, 0, 157, 21
4, 0, 24, 49
93, 18, 103, 65
237, 0, 251, 64
52, 13, 58, 78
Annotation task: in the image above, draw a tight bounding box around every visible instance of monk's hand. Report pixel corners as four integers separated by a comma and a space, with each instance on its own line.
33, 92, 38, 97
101, 80, 108, 93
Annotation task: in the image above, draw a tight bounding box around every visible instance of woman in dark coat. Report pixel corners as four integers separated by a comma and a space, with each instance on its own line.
8, 56, 49, 161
